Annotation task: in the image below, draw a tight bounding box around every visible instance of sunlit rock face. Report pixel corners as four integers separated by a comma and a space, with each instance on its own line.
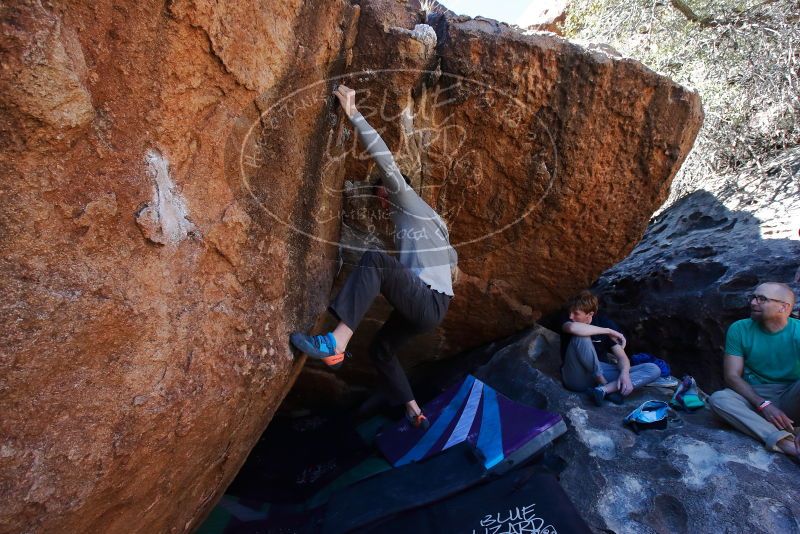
0, 0, 701, 531
594, 150, 800, 390
0, 0, 358, 532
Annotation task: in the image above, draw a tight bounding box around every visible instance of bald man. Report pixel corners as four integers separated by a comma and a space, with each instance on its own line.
709, 283, 800, 461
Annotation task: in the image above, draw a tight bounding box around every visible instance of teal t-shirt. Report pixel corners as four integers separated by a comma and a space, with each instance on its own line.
725, 317, 800, 385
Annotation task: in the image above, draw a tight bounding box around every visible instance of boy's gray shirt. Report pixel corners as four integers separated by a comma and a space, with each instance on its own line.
350, 111, 457, 296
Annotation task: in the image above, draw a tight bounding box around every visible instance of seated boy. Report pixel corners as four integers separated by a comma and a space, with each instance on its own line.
560, 291, 660, 405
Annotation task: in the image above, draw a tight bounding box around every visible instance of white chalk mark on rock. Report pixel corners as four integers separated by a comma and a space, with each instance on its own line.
411, 24, 437, 49
135, 149, 195, 245
392, 24, 437, 50
664, 435, 774, 490
596, 475, 647, 534
567, 407, 616, 460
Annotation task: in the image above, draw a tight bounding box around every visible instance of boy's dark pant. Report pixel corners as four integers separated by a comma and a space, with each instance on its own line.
329, 250, 451, 405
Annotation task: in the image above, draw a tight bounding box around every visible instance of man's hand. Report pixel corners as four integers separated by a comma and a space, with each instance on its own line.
606, 329, 627, 349
761, 403, 795, 432
451, 264, 462, 286
333, 85, 356, 118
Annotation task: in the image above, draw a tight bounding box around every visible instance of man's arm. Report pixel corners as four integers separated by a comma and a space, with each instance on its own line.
349, 112, 409, 195
333, 85, 411, 201
562, 321, 626, 348
723, 354, 795, 431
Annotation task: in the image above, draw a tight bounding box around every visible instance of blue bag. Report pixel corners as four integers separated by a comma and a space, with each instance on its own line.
623, 400, 670, 434
630, 353, 671, 377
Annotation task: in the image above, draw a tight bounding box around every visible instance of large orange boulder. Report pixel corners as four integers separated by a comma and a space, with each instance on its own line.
1, 0, 358, 531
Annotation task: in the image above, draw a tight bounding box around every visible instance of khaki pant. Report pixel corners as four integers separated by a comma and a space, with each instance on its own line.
709, 380, 800, 451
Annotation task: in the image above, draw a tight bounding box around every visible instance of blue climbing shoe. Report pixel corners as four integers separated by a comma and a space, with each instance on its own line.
290, 332, 347, 370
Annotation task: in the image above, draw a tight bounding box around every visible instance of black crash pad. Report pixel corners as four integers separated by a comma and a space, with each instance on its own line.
322, 441, 488, 533
359, 469, 592, 534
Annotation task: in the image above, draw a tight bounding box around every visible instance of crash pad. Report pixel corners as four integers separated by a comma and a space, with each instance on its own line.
376, 375, 567, 473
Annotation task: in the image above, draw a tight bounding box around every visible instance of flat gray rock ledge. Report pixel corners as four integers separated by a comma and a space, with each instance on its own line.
474, 326, 800, 534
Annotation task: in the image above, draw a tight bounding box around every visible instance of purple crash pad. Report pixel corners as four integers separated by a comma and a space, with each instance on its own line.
376, 375, 567, 474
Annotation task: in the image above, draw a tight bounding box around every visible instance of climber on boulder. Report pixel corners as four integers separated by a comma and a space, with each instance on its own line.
709, 282, 800, 462
559, 290, 661, 405
289, 84, 458, 430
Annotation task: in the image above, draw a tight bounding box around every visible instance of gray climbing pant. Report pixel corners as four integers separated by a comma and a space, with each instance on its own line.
561, 336, 661, 392
329, 250, 451, 405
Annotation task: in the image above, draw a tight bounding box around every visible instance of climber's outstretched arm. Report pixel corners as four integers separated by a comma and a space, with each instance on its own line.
333, 85, 411, 201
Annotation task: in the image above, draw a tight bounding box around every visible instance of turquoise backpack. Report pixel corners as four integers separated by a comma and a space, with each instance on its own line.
670, 375, 706, 411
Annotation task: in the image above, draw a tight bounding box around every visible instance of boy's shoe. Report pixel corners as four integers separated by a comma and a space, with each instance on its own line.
589, 386, 606, 407
606, 392, 625, 405
407, 412, 430, 431
290, 332, 348, 370
644, 376, 680, 388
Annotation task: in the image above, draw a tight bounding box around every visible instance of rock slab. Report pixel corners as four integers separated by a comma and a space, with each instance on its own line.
475, 327, 800, 534
594, 148, 800, 390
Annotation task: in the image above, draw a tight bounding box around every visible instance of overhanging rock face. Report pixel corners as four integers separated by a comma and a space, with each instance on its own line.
0, 0, 702, 531
435, 14, 704, 348
298, 2, 704, 400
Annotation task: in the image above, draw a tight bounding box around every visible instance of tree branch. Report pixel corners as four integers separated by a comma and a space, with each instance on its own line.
669, 0, 716, 26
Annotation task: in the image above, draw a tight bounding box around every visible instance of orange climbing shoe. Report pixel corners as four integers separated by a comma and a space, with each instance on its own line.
320, 352, 347, 370
407, 412, 430, 431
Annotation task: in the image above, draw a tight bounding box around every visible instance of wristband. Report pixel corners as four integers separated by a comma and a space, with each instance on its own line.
757, 400, 771, 412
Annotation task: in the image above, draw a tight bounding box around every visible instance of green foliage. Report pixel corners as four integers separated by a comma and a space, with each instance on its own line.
564, 0, 800, 206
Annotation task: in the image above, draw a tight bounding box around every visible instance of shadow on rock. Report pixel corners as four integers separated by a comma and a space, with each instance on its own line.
593, 174, 800, 391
